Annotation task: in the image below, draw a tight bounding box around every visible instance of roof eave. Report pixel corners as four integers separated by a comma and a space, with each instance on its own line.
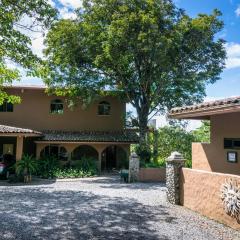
0, 132, 42, 137
35, 140, 138, 144
169, 105, 240, 120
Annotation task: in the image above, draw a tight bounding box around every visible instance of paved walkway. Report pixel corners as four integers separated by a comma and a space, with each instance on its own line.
0, 176, 239, 240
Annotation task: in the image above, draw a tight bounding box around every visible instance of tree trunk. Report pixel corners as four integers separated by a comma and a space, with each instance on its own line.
153, 130, 159, 164
139, 113, 148, 146
137, 109, 150, 163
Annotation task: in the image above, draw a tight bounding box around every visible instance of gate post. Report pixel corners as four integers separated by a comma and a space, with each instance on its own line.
166, 152, 185, 204
128, 153, 140, 183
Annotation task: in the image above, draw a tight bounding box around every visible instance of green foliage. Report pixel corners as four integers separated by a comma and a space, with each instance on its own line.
52, 168, 95, 179
136, 144, 152, 165
0, 0, 56, 102
16, 155, 38, 176
156, 126, 196, 163
142, 158, 166, 168
36, 156, 98, 179
144, 121, 210, 168
192, 121, 210, 143
37, 156, 60, 178
42, 0, 226, 152
74, 156, 98, 175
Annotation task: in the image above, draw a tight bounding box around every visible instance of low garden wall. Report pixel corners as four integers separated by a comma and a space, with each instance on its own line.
138, 168, 165, 182
180, 168, 240, 230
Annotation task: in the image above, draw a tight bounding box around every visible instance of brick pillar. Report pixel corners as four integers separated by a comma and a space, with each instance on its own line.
128, 153, 139, 183
166, 151, 185, 205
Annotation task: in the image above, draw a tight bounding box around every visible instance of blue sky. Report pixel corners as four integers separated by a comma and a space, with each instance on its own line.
21, 0, 240, 101
175, 0, 240, 99
16, 0, 240, 130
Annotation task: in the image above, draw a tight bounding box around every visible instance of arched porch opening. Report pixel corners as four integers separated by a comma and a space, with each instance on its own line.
101, 145, 128, 171
71, 145, 98, 161
40, 145, 68, 161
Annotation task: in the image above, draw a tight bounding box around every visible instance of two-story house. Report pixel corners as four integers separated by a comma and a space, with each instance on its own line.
0, 85, 138, 171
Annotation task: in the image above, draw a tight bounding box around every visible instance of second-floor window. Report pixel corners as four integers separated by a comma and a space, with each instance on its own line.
0, 101, 13, 112
50, 99, 63, 114
98, 101, 111, 115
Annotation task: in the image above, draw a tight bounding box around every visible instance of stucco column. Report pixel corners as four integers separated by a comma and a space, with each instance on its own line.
16, 136, 24, 161
98, 151, 102, 173
128, 153, 140, 183
166, 152, 185, 205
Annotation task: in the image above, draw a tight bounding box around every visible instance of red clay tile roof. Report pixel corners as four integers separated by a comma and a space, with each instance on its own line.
4, 85, 46, 90
0, 125, 42, 134
169, 96, 240, 119
0, 125, 139, 142
40, 130, 139, 143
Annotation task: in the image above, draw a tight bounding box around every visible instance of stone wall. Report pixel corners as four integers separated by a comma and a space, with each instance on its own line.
166, 152, 185, 205
128, 153, 140, 182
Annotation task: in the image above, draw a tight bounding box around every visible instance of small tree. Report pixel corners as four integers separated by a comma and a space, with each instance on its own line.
42, 0, 226, 154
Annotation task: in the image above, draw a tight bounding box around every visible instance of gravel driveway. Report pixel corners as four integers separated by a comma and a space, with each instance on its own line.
0, 176, 239, 240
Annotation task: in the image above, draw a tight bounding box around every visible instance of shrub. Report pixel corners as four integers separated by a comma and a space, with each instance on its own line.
142, 157, 166, 168
52, 168, 95, 178
74, 156, 98, 175
37, 156, 60, 178
135, 144, 152, 165
37, 156, 98, 179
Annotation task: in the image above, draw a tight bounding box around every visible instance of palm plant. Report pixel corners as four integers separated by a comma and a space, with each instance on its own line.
16, 155, 38, 183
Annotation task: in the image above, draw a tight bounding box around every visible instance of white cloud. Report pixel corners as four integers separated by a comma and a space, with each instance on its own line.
153, 115, 202, 131
48, 0, 56, 7
225, 42, 240, 69
58, 0, 82, 9
31, 35, 45, 58
235, 6, 240, 17
59, 7, 77, 19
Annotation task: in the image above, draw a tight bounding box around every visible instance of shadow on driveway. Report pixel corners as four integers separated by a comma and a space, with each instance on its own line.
0, 188, 172, 240
79, 176, 166, 191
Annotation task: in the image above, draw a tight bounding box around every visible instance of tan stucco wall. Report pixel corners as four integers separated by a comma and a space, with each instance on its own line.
138, 168, 166, 182
180, 168, 240, 230
2, 88, 125, 131
192, 112, 240, 175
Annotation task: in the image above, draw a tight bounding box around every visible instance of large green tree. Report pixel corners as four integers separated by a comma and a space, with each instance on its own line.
42, 0, 226, 149
0, 0, 56, 103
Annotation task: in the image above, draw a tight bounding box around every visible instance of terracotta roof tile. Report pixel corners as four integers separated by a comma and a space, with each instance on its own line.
170, 96, 240, 116
40, 130, 139, 143
0, 125, 42, 134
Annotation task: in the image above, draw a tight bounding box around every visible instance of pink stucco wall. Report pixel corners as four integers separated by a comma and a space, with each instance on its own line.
138, 168, 166, 182
192, 112, 240, 175
180, 168, 240, 230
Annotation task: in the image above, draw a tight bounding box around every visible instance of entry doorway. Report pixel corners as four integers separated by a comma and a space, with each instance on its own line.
101, 146, 128, 171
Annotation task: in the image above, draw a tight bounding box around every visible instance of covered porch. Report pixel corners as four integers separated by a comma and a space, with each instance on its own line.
35, 130, 138, 172
0, 125, 42, 162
